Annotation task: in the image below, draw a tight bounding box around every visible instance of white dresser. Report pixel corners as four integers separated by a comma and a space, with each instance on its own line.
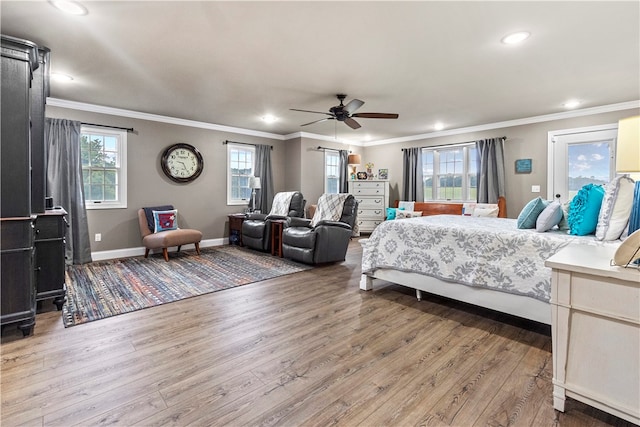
349, 180, 389, 233
545, 245, 640, 424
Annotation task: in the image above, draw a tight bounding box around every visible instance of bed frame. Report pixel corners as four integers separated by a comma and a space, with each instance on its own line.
361, 197, 552, 325
393, 196, 507, 218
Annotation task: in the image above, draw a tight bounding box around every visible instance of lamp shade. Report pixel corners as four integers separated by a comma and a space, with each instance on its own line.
348, 153, 361, 166
616, 116, 640, 173
249, 176, 261, 189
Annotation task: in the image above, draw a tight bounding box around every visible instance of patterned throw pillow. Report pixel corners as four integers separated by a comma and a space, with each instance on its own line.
568, 184, 605, 236
517, 197, 549, 229
153, 209, 178, 233
395, 210, 423, 219
595, 175, 635, 241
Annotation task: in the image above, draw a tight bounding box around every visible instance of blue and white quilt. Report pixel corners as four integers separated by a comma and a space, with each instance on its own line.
361, 215, 618, 302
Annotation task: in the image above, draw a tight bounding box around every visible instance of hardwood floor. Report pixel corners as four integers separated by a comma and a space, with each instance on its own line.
1, 240, 634, 426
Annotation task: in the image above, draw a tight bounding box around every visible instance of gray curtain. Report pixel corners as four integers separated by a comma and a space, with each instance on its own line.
338, 149, 349, 193
45, 118, 92, 264
254, 144, 274, 213
476, 137, 506, 204
402, 147, 424, 202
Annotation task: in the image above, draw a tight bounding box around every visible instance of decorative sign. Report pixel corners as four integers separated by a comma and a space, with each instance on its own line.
515, 158, 532, 174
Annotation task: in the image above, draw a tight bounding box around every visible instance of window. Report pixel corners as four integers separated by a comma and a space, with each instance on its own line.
81, 126, 127, 209
548, 125, 617, 201
325, 150, 340, 194
422, 144, 477, 201
227, 143, 255, 205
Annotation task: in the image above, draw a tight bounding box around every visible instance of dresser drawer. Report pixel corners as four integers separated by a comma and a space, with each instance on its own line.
352, 187, 386, 196
35, 215, 66, 240
357, 219, 383, 231
355, 196, 385, 209
351, 181, 386, 190
358, 208, 384, 219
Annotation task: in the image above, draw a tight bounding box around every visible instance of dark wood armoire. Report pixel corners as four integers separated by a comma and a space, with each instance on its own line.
1, 35, 67, 336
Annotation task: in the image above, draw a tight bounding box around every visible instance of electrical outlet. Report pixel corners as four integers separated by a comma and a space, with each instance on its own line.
95, 233, 102, 242
531, 185, 541, 193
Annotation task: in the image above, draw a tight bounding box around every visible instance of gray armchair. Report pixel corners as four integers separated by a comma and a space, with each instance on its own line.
242, 191, 305, 251
282, 195, 358, 264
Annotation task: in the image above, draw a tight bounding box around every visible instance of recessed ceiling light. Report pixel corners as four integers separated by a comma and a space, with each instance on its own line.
434, 122, 445, 131
261, 115, 277, 123
51, 72, 74, 82
563, 100, 581, 109
48, 0, 88, 15
501, 31, 530, 45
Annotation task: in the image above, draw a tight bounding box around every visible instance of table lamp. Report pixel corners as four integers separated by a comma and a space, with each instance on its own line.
348, 153, 361, 179
616, 116, 640, 235
249, 176, 261, 212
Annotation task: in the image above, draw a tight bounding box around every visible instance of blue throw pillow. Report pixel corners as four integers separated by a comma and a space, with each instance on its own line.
153, 209, 178, 233
568, 184, 605, 235
517, 197, 549, 229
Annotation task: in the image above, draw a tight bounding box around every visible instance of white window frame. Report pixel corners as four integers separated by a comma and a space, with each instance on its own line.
547, 123, 618, 201
422, 143, 476, 202
81, 125, 127, 210
227, 143, 255, 206
324, 150, 340, 194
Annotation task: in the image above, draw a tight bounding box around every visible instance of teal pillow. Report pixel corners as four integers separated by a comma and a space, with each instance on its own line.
385, 207, 404, 220
517, 197, 549, 229
568, 184, 605, 236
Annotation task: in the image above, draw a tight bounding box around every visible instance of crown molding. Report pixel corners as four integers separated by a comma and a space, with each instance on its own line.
47, 97, 638, 147
367, 100, 640, 146
46, 98, 286, 140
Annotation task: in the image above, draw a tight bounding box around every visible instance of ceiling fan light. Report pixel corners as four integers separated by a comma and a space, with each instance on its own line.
261, 114, 277, 123
501, 31, 530, 45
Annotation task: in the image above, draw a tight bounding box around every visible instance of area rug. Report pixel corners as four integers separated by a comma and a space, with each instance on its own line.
62, 246, 312, 327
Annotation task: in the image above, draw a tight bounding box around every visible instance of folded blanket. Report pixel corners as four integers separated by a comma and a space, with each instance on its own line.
270, 192, 296, 216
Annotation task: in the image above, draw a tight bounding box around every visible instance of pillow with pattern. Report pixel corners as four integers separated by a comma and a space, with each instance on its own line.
153, 209, 178, 233
385, 207, 405, 220
395, 210, 423, 219
595, 175, 635, 241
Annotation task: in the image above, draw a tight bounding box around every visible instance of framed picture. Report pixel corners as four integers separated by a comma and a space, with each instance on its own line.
356, 172, 368, 180
515, 158, 532, 174
378, 168, 388, 180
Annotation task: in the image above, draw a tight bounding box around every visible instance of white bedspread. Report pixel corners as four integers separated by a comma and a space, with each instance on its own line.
361, 215, 619, 302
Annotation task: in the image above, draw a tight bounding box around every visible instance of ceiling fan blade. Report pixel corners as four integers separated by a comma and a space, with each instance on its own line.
344, 117, 361, 129
343, 98, 364, 115
352, 113, 399, 119
301, 117, 333, 127
290, 108, 333, 116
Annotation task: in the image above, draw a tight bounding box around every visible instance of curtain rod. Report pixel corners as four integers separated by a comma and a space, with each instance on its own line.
401, 136, 506, 151
223, 140, 273, 150
81, 122, 134, 132
317, 146, 352, 153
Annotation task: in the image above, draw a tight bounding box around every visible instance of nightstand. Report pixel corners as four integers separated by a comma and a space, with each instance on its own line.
545, 244, 640, 424
227, 213, 246, 246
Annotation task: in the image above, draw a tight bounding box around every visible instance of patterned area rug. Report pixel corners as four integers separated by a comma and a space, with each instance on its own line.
63, 246, 312, 327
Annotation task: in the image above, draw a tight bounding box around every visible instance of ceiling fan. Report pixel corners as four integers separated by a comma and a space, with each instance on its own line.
290, 94, 399, 130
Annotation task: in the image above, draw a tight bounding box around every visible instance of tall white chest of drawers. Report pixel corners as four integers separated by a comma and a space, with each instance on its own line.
349, 180, 389, 233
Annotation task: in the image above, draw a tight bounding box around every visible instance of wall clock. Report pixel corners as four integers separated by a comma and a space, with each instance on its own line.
160, 143, 204, 183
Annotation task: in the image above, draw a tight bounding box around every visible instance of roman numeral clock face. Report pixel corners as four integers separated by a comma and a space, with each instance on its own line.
161, 143, 204, 183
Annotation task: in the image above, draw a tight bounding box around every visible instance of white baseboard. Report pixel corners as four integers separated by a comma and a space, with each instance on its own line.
90, 238, 227, 261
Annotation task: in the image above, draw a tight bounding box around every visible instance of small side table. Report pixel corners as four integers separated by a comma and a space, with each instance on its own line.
228, 213, 246, 246
270, 219, 287, 257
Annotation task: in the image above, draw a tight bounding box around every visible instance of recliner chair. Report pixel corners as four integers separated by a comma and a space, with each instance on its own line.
282, 195, 358, 264
242, 191, 305, 251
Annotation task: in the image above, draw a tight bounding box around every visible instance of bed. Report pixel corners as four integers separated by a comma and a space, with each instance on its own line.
360, 207, 619, 325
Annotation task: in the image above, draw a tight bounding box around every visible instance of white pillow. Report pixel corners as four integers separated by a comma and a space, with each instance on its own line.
395, 210, 423, 219
463, 203, 499, 217
595, 175, 635, 241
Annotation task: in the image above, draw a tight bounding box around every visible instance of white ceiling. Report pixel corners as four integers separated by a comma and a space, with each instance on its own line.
2, 1, 639, 143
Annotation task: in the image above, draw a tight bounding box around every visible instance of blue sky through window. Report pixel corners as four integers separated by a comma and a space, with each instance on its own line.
567, 142, 610, 185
